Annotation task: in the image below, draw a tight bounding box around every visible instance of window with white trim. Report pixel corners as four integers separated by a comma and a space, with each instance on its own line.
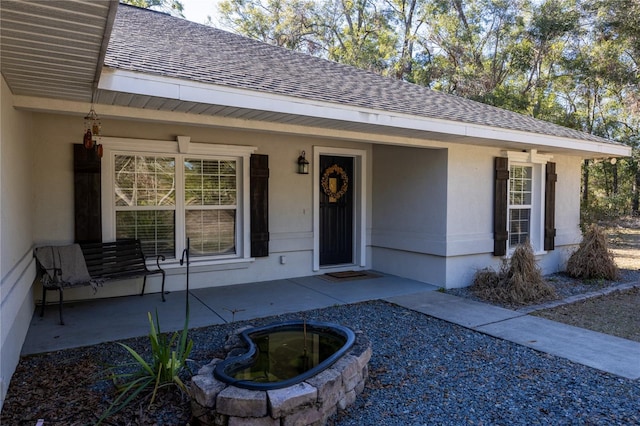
184, 158, 237, 256
505, 153, 548, 253
494, 151, 554, 256
508, 165, 532, 247
103, 138, 253, 261
115, 154, 177, 257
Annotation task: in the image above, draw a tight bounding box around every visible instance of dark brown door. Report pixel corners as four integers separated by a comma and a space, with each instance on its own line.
319, 155, 353, 266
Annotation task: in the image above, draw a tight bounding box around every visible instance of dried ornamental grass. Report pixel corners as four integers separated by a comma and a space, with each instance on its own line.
566, 225, 619, 280
472, 242, 556, 305
471, 262, 506, 302
508, 242, 556, 303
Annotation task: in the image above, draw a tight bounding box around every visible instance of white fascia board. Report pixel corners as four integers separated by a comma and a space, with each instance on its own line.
100, 69, 463, 133
102, 71, 181, 99
81, 68, 631, 158
468, 125, 630, 157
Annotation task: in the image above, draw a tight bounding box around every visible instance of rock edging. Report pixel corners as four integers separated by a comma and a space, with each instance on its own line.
189, 328, 371, 426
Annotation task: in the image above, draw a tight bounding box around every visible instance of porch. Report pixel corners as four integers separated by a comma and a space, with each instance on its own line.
22, 272, 437, 356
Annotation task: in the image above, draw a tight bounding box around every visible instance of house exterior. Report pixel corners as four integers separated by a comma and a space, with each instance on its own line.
0, 1, 630, 406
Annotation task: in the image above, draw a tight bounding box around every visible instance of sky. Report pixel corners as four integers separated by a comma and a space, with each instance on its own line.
181, 0, 221, 25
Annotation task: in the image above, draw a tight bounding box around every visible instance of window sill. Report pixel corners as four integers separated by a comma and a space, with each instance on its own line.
505, 249, 547, 259
159, 257, 255, 274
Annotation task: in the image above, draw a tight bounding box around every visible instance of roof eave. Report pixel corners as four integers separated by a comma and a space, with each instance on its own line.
12, 91, 630, 159
91, 0, 119, 98
97, 68, 631, 158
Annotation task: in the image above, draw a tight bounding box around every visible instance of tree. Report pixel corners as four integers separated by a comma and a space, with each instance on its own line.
121, 0, 185, 17
384, 0, 423, 80
218, 0, 323, 53
325, 0, 397, 73
576, 0, 640, 216
410, 0, 531, 101
217, 0, 398, 73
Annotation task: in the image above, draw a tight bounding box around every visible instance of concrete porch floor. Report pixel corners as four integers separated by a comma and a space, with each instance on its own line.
22, 272, 436, 355
22, 272, 640, 380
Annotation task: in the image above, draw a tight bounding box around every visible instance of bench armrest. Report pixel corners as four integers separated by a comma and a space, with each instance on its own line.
146, 254, 166, 272
39, 267, 66, 288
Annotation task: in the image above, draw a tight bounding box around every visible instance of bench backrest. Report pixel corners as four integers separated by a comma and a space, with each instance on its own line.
80, 239, 149, 279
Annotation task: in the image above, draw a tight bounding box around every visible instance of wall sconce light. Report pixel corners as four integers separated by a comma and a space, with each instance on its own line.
297, 150, 309, 174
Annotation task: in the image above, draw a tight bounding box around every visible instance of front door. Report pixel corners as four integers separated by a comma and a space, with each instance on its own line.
319, 155, 353, 266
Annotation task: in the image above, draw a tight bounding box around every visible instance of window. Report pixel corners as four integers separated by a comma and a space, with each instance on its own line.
115, 155, 176, 257
102, 138, 254, 262
508, 165, 532, 247
184, 158, 237, 256
494, 151, 554, 256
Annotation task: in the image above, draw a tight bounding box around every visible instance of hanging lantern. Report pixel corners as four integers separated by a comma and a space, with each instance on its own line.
83, 106, 101, 150
83, 128, 93, 149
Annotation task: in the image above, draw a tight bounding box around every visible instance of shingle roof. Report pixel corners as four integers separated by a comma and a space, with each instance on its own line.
105, 4, 612, 145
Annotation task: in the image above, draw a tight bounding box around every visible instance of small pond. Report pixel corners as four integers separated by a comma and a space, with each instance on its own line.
213, 320, 356, 390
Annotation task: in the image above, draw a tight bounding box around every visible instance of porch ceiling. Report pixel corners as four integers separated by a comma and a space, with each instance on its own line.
0, 0, 117, 102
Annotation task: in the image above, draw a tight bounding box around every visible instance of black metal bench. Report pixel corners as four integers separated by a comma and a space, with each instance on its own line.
36, 239, 166, 324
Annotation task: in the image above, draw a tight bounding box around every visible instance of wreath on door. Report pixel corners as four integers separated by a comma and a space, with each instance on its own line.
321, 164, 349, 201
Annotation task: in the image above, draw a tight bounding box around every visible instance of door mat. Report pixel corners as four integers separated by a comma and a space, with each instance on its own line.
320, 271, 381, 282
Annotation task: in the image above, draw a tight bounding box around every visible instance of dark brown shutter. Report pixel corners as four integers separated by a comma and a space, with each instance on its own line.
74, 144, 102, 243
250, 154, 269, 257
493, 157, 509, 256
544, 162, 557, 251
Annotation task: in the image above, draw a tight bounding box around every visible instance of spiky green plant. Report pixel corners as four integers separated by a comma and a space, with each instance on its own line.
97, 309, 193, 424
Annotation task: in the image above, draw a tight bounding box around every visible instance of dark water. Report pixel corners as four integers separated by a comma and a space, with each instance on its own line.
233, 329, 346, 382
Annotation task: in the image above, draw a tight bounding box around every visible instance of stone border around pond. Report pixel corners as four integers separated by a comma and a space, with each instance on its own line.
189, 327, 372, 426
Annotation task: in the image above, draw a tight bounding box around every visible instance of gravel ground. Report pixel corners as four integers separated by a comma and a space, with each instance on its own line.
328, 302, 640, 426
2, 300, 639, 425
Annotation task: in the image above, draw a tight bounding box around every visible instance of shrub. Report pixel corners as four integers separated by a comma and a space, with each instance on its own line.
472, 242, 556, 305
566, 224, 618, 280
580, 195, 631, 231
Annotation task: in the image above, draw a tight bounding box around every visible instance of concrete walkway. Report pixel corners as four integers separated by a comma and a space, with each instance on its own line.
22, 273, 640, 380
386, 291, 640, 380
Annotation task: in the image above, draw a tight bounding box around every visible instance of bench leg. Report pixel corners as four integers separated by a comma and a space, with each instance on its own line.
140, 275, 166, 302
58, 288, 65, 325
40, 286, 64, 325
141, 276, 146, 297
40, 285, 47, 317
40, 287, 64, 325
